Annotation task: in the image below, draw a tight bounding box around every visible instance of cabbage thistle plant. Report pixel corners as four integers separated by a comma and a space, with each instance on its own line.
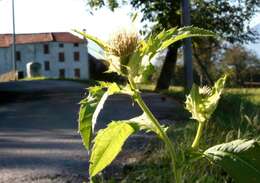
185, 76, 226, 149
75, 27, 260, 183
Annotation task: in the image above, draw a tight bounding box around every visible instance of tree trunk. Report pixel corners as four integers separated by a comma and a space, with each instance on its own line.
193, 51, 214, 86
155, 45, 179, 91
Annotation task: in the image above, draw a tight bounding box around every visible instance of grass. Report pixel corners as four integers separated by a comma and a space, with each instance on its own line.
20, 76, 98, 85
21, 76, 49, 81
225, 88, 260, 105
104, 86, 260, 183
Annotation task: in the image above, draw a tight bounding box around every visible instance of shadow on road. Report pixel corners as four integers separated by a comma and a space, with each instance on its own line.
0, 81, 89, 182
0, 80, 181, 182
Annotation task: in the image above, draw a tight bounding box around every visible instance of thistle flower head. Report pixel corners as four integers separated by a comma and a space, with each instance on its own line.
108, 28, 139, 58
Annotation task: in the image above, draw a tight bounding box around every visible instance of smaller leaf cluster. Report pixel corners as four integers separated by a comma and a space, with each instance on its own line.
185, 75, 227, 123
184, 76, 260, 182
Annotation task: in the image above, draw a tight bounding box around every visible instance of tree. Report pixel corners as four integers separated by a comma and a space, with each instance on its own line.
190, 0, 260, 85
86, 0, 260, 89
221, 45, 260, 86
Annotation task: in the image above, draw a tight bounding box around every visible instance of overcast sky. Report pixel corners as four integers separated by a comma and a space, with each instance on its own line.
0, 0, 259, 57
0, 0, 259, 37
0, 0, 138, 41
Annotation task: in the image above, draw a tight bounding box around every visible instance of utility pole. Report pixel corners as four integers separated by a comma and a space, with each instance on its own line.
12, 0, 17, 79
181, 0, 193, 89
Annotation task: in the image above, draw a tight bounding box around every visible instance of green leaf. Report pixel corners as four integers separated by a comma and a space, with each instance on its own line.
129, 27, 215, 83
137, 28, 177, 63
142, 26, 214, 58
78, 100, 92, 151
78, 86, 105, 150
204, 139, 260, 183
147, 27, 177, 57
132, 54, 156, 83
139, 61, 155, 83
89, 113, 168, 178
131, 12, 138, 23
99, 81, 121, 95
159, 26, 216, 51
185, 84, 205, 122
127, 113, 168, 138
127, 48, 143, 77
73, 29, 111, 52
78, 82, 121, 150
127, 29, 176, 83
89, 122, 137, 177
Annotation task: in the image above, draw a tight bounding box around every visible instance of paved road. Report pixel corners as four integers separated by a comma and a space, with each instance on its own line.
0, 80, 180, 183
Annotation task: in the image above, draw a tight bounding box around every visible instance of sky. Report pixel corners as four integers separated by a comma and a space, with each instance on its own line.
0, 0, 259, 56
1, 0, 259, 36
0, 0, 137, 41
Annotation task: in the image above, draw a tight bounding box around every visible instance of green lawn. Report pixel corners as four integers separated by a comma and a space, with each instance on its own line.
20, 77, 97, 85
225, 88, 260, 105
106, 86, 260, 183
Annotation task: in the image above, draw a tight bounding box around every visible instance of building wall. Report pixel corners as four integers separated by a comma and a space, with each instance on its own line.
0, 41, 89, 80
0, 47, 13, 75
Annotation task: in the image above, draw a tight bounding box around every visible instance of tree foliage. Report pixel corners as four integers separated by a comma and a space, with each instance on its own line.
220, 45, 260, 86
191, 0, 260, 44
87, 0, 259, 43
85, 0, 260, 88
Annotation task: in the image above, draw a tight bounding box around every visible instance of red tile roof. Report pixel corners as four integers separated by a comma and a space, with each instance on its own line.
0, 32, 85, 48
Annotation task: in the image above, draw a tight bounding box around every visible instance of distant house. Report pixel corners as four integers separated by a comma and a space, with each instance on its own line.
0, 32, 89, 80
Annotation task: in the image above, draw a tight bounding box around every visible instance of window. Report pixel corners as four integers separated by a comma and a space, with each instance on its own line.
44, 61, 50, 71
59, 43, 64, 48
59, 52, 65, 62
44, 44, 49, 54
74, 52, 80, 61
74, 68, 80, 78
59, 69, 65, 79
17, 71, 24, 79
74, 43, 79, 47
16, 51, 21, 61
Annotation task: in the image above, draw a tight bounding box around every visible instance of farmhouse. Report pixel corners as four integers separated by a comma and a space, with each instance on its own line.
0, 32, 89, 80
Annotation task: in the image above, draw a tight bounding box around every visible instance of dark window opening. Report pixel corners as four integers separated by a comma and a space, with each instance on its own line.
44, 61, 50, 71
74, 68, 80, 78
17, 71, 24, 79
59, 69, 65, 79
74, 43, 79, 47
59, 43, 64, 48
44, 44, 49, 54
16, 51, 21, 61
59, 52, 65, 62
74, 52, 80, 61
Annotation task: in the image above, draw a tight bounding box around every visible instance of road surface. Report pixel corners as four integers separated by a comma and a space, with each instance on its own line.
0, 80, 180, 183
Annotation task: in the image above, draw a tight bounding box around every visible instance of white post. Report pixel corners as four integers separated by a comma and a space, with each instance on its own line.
12, 0, 17, 79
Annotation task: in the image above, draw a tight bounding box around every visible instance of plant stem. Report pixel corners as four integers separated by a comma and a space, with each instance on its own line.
128, 77, 180, 183
191, 122, 205, 149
